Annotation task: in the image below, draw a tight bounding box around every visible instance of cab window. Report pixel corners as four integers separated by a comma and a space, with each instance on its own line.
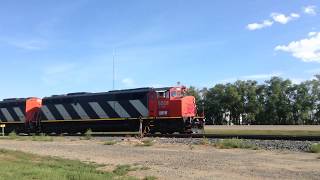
171, 91, 177, 97
157, 90, 170, 98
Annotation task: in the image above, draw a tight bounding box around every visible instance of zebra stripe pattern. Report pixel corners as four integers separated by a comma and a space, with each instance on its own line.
40, 100, 149, 121
0, 106, 26, 122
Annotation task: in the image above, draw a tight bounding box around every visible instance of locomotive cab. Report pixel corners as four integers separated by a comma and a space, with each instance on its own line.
155, 86, 196, 118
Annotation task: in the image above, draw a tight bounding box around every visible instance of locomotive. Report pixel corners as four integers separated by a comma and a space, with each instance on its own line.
0, 86, 204, 134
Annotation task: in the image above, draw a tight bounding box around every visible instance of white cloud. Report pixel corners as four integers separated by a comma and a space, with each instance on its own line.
303, 5, 317, 15
246, 11, 301, 31
275, 32, 320, 62
308, 32, 317, 36
270, 13, 300, 24
246, 20, 273, 31
121, 78, 135, 88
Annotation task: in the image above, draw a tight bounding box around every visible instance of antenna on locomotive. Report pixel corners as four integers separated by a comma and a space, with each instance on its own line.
112, 49, 115, 90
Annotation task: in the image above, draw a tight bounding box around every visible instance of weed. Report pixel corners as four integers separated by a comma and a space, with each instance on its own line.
143, 176, 157, 180
103, 141, 117, 145
199, 137, 210, 145
310, 143, 320, 153
81, 129, 92, 140
112, 164, 133, 176
31, 133, 53, 142
188, 144, 195, 150
213, 139, 258, 150
140, 166, 151, 171
8, 131, 17, 139
136, 139, 154, 147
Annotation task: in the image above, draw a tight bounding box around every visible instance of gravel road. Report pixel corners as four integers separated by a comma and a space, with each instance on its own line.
0, 138, 319, 180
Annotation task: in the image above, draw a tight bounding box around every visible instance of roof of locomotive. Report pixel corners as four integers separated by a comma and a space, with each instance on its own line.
43, 87, 155, 100
0, 98, 27, 105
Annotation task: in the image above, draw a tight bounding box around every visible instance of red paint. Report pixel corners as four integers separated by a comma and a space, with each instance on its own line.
148, 91, 158, 117
149, 86, 197, 118
25, 98, 42, 123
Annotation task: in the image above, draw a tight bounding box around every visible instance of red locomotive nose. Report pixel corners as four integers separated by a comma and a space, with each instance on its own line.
26, 98, 42, 124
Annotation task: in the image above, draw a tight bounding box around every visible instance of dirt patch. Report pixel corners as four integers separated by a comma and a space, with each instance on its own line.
0, 138, 319, 180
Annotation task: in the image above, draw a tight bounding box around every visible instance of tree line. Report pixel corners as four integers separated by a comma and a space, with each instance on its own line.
187, 76, 320, 125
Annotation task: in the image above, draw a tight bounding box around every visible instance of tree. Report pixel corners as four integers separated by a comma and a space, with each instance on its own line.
194, 75, 320, 125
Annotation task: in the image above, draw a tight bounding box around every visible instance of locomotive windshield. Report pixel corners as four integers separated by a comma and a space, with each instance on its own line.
156, 90, 169, 98
155, 87, 186, 99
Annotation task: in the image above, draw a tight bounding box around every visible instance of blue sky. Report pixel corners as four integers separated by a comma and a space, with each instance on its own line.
0, 0, 320, 99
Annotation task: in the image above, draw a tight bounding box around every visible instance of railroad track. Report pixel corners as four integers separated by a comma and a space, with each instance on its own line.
84, 133, 320, 141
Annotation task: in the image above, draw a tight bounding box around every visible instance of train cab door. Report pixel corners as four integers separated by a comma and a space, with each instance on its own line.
156, 89, 170, 117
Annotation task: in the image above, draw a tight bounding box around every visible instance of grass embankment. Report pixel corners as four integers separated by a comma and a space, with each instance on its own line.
0, 149, 143, 180
204, 129, 320, 136
0, 131, 54, 142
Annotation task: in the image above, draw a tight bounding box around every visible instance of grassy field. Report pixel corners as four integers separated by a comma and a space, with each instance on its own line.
204, 127, 320, 136
0, 149, 138, 180
204, 129, 320, 136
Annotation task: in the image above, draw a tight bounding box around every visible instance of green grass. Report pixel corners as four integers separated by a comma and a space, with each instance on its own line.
104, 140, 117, 145
213, 139, 258, 150
8, 131, 18, 139
0, 149, 138, 180
310, 143, 320, 153
0, 131, 53, 142
135, 139, 154, 147
204, 129, 320, 136
143, 176, 157, 180
112, 165, 133, 176
83, 129, 93, 140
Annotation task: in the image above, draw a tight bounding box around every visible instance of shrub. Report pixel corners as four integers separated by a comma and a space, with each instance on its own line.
83, 129, 92, 140
143, 176, 157, 180
136, 139, 154, 147
214, 139, 258, 149
199, 137, 210, 145
112, 165, 132, 176
310, 143, 320, 153
8, 131, 17, 139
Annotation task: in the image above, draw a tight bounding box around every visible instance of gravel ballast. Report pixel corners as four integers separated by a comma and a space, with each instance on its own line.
94, 136, 320, 152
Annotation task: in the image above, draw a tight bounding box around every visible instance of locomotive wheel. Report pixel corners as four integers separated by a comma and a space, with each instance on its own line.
143, 125, 151, 134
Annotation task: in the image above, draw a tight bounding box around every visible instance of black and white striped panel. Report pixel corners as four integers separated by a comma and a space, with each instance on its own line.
41, 99, 149, 121
0, 106, 26, 122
